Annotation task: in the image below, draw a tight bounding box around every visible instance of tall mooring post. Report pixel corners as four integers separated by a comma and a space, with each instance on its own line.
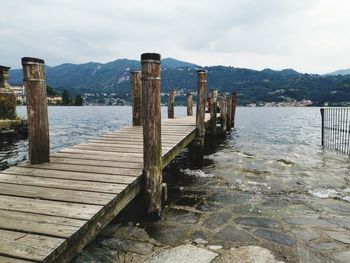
209, 89, 218, 135
22, 57, 50, 164
227, 95, 232, 130
168, 89, 175, 119
131, 71, 142, 126
0, 65, 17, 120
186, 93, 193, 116
220, 94, 228, 135
0, 66, 11, 91
231, 92, 237, 128
141, 53, 162, 219
193, 70, 207, 168
320, 108, 325, 146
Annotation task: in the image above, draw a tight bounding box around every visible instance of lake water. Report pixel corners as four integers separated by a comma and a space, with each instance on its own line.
2, 106, 350, 262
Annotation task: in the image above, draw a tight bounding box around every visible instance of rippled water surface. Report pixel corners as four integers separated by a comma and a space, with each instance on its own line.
208, 107, 350, 203
0, 106, 188, 170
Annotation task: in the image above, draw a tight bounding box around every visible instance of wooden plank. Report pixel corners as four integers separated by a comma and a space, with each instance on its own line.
87, 139, 176, 147
0, 182, 115, 205
0, 195, 102, 220
3, 167, 138, 184
51, 152, 142, 164
23, 162, 141, 177
0, 209, 85, 238
72, 144, 172, 154
0, 229, 65, 262
58, 148, 143, 160
50, 156, 143, 169
54, 177, 142, 263
0, 173, 127, 194
80, 142, 177, 150
0, 256, 34, 263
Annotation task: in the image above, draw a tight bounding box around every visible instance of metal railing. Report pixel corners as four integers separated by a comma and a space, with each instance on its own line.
321, 107, 350, 155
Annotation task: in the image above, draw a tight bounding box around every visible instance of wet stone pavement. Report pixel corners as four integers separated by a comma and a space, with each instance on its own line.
74, 149, 350, 263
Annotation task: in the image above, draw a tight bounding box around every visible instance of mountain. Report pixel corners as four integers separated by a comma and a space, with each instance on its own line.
9, 58, 350, 106
161, 58, 198, 68
326, 69, 350, 76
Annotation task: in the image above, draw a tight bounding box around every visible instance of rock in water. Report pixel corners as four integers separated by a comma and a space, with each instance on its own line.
145, 244, 218, 263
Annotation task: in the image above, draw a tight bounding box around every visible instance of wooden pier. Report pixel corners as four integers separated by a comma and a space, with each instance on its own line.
0, 54, 237, 263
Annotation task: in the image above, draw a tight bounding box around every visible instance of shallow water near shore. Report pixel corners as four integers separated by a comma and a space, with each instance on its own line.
1, 106, 350, 262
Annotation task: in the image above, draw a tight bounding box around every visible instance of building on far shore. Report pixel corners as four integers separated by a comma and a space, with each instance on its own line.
47, 96, 63, 105
9, 84, 63, 105
10, 84, 26, 104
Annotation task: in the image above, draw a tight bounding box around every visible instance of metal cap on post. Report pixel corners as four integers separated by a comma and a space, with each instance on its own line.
131, 71, 142, 126
141, 52, 162, 219
22, 57, 50, 164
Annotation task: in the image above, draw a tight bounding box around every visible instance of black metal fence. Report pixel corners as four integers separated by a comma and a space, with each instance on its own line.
321, 107, 350, 155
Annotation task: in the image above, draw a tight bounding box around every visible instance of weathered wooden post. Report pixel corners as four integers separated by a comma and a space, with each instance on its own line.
0, 66, 17, 120
209, 89, 218, 135
168, 89, 175, 118
131, 71, 142, 126
220, 94, 227, 135
22, 57, 50, 164
320, 108, 325, 146
231, 92, 237, 128
141, 53, 162, 219
227, 95, 232, 130
186, 93, 193, 116
193, 69, 207, 167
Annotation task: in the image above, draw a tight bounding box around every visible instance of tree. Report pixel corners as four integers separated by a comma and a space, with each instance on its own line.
75, 95, 83, 106
46, 85, 58, 96
61, 90, 71, 105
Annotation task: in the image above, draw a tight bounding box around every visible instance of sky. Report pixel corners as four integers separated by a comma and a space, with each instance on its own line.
1, 0, 350, 74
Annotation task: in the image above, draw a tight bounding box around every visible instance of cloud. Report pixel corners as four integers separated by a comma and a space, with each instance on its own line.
1, 0, 350, 73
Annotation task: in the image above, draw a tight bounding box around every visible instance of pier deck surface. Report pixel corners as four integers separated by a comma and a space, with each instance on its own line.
0, 114, 210, 263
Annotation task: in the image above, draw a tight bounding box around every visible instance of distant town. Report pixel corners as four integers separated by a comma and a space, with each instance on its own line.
9, 84, 315, 107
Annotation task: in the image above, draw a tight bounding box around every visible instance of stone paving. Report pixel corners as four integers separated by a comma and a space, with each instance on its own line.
74, 153, 350, 263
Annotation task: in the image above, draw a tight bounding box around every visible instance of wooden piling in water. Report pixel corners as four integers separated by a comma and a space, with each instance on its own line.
320, 108, 324, 146
193, 69, 207, 168
141, 53, 162, 218
220, 94, 227, 134
227, 95, 232, 130
131, 71, 142, 126
187, 93, 193, 116
231, 92, 237, 128
209, 89, 218, 135
168, 90, 175, 119
22, 57, 50, 164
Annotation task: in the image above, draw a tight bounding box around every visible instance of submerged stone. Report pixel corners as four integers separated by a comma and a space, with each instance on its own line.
290, 227, 321, 241
324, 231, 350, 244
309, 241, 345, 251
214, 226, 256, 242
235, 217, 283, 229
203, 211, 232, 229
144, 244, 218, 263
212, 246, 285, 263
332, 250, 350, 262
253, 229, 296, 246
100, 238, 154, 255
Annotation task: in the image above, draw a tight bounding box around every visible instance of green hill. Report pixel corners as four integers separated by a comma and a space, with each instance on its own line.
9, 58, 350, 106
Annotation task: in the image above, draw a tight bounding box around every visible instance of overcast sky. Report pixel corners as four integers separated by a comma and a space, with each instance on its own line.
1, 0, 349, 73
